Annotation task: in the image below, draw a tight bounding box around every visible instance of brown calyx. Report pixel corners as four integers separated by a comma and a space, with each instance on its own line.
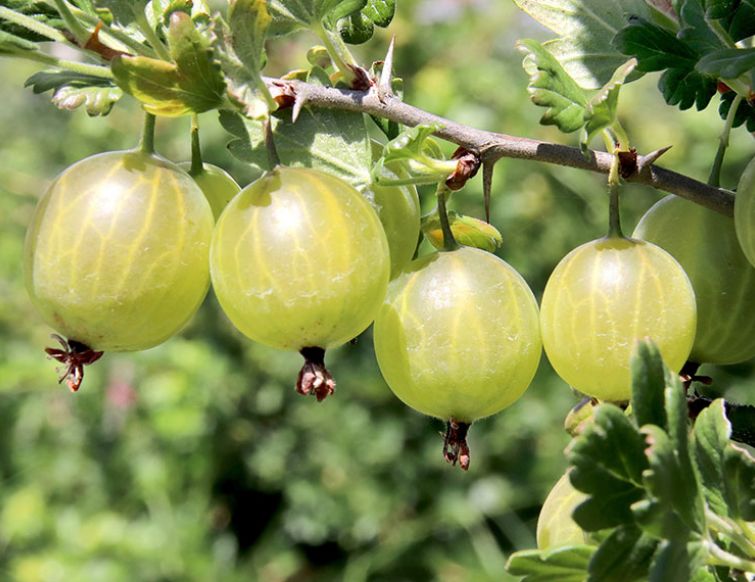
296, 347, 335, 402
44, 334, 104, 392
443, 419, 471, 471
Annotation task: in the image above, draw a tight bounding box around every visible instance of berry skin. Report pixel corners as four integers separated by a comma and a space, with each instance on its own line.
735, 156, 755, 267
634, 195, 755, 365
539, 236, 696, 402
178, 161, 240, 220
25, 150, 214, 353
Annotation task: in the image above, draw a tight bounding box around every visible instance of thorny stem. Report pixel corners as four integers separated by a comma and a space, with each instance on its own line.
189, 114, 204, 176
52, 0, 90, 46
435, 183, 459, 251
139, 113, 157, 155
273, 79, 735, 216
5, 49, 114, 79
443, 419, 471, 471
708, 94, 743, 188
0, 6, 67, 42
297, 347, 335, 402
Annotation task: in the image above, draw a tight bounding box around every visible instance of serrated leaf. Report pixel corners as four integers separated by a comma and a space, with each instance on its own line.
677, 0, 723, 55
588, 525, 657, 582
337, 0, 394, 44
649, 539, 708, 582
723, 443, 755, 521
506, 545, 594, 581
24, 70, 122, 115
517, 39, 588, 133
706, 0, 755, 42
219, 106, 372, 189
51, 84, 123, 115
568, 405, 648, 531
267, 0, 367, 36
582, 58, 636, 147
692, 400, 732, 518
697, 48, 755, 79
614, 16, 717, 111
111, 11, 224, 116
228, 0, 269, 73
94, 0, 149, 27
719, 91, 755, 132
513, 0, 650, 89
371, 124, 457, 185
630, 340, 668, 430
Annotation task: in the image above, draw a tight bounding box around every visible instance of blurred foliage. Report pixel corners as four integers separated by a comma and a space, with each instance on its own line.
0, 1, 753, 580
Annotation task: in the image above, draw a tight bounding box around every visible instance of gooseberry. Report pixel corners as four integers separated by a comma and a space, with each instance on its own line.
373, 246, 542, 469
178, 161, 241, 220
735, 156, 755, 267
536, 472, 589, 550
634, 195, 755, 365
210, 166, 390, 401
25, 150, 214, 390
539, 236, 696, 402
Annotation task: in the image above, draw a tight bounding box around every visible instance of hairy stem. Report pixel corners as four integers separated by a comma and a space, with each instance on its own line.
708, 94, 743, 188
133, 9, 171, 62
5, 49, 114, 79
313, 22, 358, 84
139, 113, 156, 155
276, 79, 735, 216
436, 184, 459, 251
52, 0, 90, 46
189, 114, 204, 176
0, 6, 67, 42
71, 10, 153, 57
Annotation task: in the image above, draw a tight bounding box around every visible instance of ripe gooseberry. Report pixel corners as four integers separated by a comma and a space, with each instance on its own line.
540, 236, 696, 402
536, 472, 589, 550
210, 166, 390, 401
25, 149, 214, 390
178, 161, 240, 220
735, 156, 755, 267
634, 195, 755, 365
373, 246, 542, 470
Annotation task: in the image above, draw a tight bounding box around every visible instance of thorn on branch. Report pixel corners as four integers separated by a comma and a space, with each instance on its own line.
377, 37, 396, 104
637, 145, 673, 174
617, 148, 638, 179
271, 81, 296, 110
446, 147, 481, 191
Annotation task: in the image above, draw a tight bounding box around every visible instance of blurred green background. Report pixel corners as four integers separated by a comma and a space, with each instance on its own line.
0, 2, 753, 580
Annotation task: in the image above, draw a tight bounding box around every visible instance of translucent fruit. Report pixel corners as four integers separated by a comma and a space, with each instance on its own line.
735, 156, 755, 267
178, 161, 240, 220
634, 195, 755, 365
540, 236, 696, 402
25, 150, 214, 353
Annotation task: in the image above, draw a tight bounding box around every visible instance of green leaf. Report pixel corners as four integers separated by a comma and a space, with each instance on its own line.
692, 400, 733, 518
227, 0, 269, 74
336, 0, 395, 44
267, 0, 367, 36
677, 0, 723, 55
613, 16, 717, 111
506, 545, 594, 581
568, 405, 648, 531
24, 70, 122, 115
517, 39, 588, 133
111, 11, 224, 116
513, 0, 650, 89
588, 525, 657, 582
706, 0, 755, 42
719, 91, 755, 132
629, 340, 667, 430
723, 443, 755, 521
582, 58, 636, 147
648, 539, 708, 582
94, 0, 149, 27
697, 48, 755, 79
219, 105, 372, 190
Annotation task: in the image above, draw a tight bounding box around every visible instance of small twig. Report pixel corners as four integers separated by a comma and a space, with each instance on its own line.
269, 79, 735, 217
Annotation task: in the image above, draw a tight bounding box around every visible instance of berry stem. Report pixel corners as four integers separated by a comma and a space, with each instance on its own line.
313, 22, 359, 86
436, 183, 460, 252
297, 347, 336, 402
133, 8, 172, 62
5, 49, 114, 79
443, 419, 471, 470
606, 149, 623, 238
264, 116, 281, 169
139, 113, 157, 155
189, 114, 204, 176
708, 93, 742, 188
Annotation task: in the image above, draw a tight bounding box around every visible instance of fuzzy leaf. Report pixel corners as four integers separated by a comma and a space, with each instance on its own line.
697, 48, 755, 79
568, 405, 648, 531
267, 0, 366, 36
506, 545, 594, 581
706, 0, 755, 42
227, 0, 269, 73
630, 340, 667, 430
336, 0, 394, 44
517, 39, 588, 133
513, 0, 650, 89
0, 1, 64, 42
111, 11, 224, 116
588, 525, 657, 582
614, 16, 717, 111
219, 105, 372, 189
649, 539, 708, 582
582, 58, 636, 147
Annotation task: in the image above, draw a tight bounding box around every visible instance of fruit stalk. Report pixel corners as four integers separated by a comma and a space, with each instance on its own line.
435, 184, 459, 251
189, 114, 204, 176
